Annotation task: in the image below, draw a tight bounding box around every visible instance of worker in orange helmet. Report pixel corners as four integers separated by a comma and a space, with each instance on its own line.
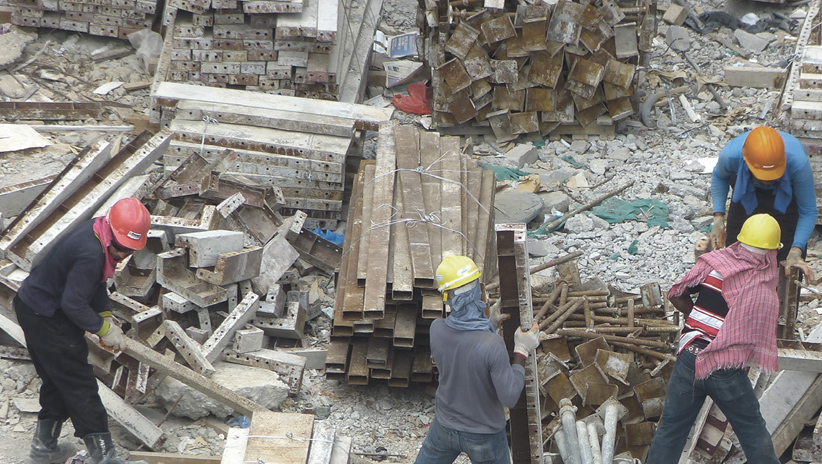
14, 197, 150, 464
710, 126, 817, 282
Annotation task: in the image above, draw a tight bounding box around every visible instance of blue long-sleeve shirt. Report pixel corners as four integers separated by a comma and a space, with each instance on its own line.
430, 318, 525, 434
711, 130, 817, 251
17, 219, 110, 334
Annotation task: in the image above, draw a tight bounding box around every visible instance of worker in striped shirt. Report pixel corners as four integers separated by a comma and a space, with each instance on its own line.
646, 214, 783, 464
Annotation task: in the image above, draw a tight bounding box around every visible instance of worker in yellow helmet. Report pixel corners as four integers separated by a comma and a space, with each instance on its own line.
710, 126, 816, 281
648, 214, 782, 463
413, 256, 540, 464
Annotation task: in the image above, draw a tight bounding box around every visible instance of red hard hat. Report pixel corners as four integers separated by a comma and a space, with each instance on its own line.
107, 197, 150, 250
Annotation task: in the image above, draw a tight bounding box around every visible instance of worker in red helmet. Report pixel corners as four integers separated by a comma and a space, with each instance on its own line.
710, 126, 817, 278
14, 197, 150, 464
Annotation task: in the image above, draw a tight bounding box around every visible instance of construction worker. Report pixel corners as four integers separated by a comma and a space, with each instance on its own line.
414, 256, 541, 464
14, 197, 150, 464
647, 214, 783, 464
710, 125, 817, 277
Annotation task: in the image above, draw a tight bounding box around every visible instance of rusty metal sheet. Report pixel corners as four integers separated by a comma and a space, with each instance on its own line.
243, 0, 303, 13
388, 349, 413, 388
525, 88, 556, 112
511, 65, 537, 92
200, 172, 285, 209
606, 97, 633, 121
571, 85, 604, 111
580, 19, 614, 53
521, 21, 548, 52
528, 51, 563, 88
487, 109, 516, 142
566, 57, 604, 99
603, 81, 634, 100
472, 79, 492, 100
480, 14, 516, 44
546, 0, 583, 45
393, 304, 417, 348
541, 89, 575, 124
599, 0, 626, 25
510, 112, 539, 134
492, 86, 525, 111
473, 88, 494, 110
575, 103, 607, 127
614, 22, 639, 59
411, 346, 433, 382
438, 57, 473, 93
580, 3, 603, 29
604, 58, 636, 88
464, 42, 492, 80
449, 94, 478, 124
445, 22, 480, 60
0, 102, 103, 120
515, 4, 549, 25
505, 33, 530, 58
489, 59, 519, 84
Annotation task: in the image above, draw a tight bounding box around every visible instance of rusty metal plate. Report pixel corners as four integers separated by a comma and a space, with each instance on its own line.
606, 97, 633, 121
493, 85, 525, 111
480, 14, 516, 44
546, 0, 583, 45
438, 57, 473, 93
567, 57, 605, 88
515, 4, 549, 25
584, 383, 619, 406
614, 22, 639, 59
543, 371, 577, 404
540, 334, 571, 362
603, 81, 633, 100
545, 40, 565, 57
581, 4, 603, 29
511, 65, 536, 91
448, 94, 478, 124
575, 336, 610, 366
526, 88, 556, 112
489, 59, 519, 84
510, 111, 539, 134
473, 89, 494, 110
487, 109, 517, 142
521, 20, 548, 52
569, 363, 609, 403
541, 89, 575, 124
571, 85, 604, 111
528, 51, 563, 88
464, 42, 493, 80
505, 32, 531, 58
445, 22, 481, 60
472, 79, 493, 99
594, 349, 632, 384
580, 20, 614, 53
476, 104, 494, 123
604, 58, 636, 88
599, 0, 626, 25
625, 422, 656, 446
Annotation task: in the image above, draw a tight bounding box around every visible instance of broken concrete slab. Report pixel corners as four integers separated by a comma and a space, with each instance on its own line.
176, 230, 246, 268
251, 233, 299, 295
154, 361, 288, 420
493, 188, 544, 224
156, 248, 228, 307
196, 246, 263, 285
734, 28, 771, 54
504, 144, 539, 169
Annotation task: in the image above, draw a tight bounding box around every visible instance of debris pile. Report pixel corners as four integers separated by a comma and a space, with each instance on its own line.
8, 0, 155, 39
327, 123, 497, 385
418, 0, 654, 141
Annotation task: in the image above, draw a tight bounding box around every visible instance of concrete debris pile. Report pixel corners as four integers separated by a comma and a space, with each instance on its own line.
8, 0, 155, 39
418, 0, 655, 141
326, 122, 497, 385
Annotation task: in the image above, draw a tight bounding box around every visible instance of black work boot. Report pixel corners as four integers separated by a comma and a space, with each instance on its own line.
27, 418, 75, 464
82, 432, 148, 464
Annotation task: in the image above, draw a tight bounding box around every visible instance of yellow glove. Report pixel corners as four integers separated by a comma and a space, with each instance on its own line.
98, 319, 126, 351
513, 322, 540, 359
785, 247, 815, 283
487, 300, 510, 331
710, 215, 726, 250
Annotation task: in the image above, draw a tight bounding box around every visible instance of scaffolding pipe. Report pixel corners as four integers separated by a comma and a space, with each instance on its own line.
555, 429, 570, 464
559, 398, 581, 464
588, 421, 603, 464
601, 401, 620, 464
576, 420, 594, 464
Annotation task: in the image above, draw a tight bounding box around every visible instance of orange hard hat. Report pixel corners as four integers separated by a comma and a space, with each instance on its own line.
107, 197, 150, 250
742, 126, 786, 181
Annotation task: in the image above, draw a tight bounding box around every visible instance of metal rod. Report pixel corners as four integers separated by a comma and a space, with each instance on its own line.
576, 420, 594, 464
486, 251, 584, 291
601, 402, 619, 464
588, 421, 603, 464
545, 299, 586, 333
556, 329, 672, 350
559, 399, 581, 464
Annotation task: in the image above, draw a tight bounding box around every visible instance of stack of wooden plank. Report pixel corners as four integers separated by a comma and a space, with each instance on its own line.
325, 122, 498, 386
9, 0, 155, 38
151, 82, 394, 228
158, 0, 340, 100
419, 0, 655, 141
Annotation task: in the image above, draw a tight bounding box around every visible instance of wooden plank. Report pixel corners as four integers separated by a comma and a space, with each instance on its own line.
362, 121, 397, 319
244, 411, 314, 464
221, 428, 250, 464
154, 82, 393, 130
130, 451, 220, 463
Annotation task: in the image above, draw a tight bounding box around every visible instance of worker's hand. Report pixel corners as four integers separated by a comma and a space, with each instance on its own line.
488, 300, 510, 331
513, 322, 540, 359
785, 247, 815, 283
710, 215, 726, 250
100, 322, 126, 351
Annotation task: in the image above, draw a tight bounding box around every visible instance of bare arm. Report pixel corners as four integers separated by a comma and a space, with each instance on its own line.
668, 293, 694, 318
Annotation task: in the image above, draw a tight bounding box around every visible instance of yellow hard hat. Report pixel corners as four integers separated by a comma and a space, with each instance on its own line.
743, 126, 786, 181
436, 255, 481, 301
737, 213, 782, 250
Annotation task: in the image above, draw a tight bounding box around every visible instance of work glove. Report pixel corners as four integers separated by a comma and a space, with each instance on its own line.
513, 322, 540, 359
488, 300, 510, 331
785, 247, 815, 283
709, 215, 726, 250
98, 320, 126, 351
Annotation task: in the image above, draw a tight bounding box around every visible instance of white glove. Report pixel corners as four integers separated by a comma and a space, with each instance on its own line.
513, 322, 540, 358
100, 322, 126, 351
488, 301, 510, 331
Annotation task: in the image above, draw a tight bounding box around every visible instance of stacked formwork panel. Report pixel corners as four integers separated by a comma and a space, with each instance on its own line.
9, 0, 155, 38
326, 122, 498, 386
419, 0, 655, 140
